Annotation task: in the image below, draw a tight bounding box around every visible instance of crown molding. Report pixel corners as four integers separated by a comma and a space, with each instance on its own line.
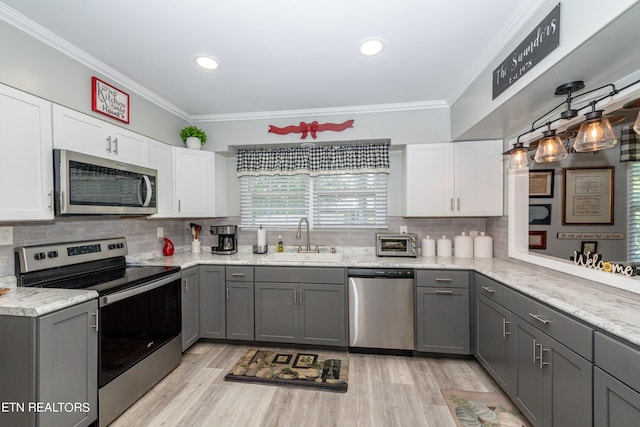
447, 0, 544, 106
0, 3, 191, 121
190, 100, 450, 123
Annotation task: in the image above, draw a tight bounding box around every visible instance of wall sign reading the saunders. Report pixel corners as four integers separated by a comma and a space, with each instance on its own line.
492, 3, 560, 99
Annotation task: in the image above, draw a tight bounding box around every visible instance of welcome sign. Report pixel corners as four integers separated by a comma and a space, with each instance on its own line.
492, 3, 560, 99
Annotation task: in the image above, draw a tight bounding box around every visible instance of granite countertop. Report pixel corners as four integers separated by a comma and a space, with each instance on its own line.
0, 287, 98, 317
3, 248, 640, 349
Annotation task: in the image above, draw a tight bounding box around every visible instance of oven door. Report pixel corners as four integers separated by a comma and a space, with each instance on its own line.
98, 273, 181, 387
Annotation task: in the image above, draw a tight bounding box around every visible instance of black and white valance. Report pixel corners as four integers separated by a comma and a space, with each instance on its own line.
236, 143, 390, 177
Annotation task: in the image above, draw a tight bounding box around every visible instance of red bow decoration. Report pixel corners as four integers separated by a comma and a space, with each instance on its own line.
268, 119, 354, 139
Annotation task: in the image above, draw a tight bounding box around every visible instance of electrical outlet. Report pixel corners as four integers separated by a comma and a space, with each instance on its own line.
0, 226, 13, 245
399, 226, 408, 234
469, 230, 478, 238
157, 227, 164, 239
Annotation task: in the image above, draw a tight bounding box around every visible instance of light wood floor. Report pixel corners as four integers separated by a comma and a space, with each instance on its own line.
111, 341, 505, 427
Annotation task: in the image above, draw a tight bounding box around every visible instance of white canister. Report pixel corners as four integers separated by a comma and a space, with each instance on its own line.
454, 232, 474, 258
421, 236, 436, 257
436, 235, 452, 257
191, 239, 201, 253
474, 232, 494, 258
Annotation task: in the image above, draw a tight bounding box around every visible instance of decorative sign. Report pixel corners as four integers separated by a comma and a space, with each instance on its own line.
492, 3, 560, 99
573, 251, 635, 276
92, 77, 130, 124
557, 232, 624, 240
268, 119, 354, 140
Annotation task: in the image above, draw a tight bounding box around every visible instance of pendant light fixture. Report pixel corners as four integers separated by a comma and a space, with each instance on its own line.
573, 103, 618, 152
534, 126, 568, 162
503, 141, 532, 170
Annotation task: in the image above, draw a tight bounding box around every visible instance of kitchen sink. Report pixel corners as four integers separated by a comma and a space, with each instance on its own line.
262, 252, 343, 262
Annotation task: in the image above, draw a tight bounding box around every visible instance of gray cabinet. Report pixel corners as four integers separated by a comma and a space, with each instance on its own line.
199, 266, 226, 339
514, 317, 593, 427
475, 275, 516, 394
181, 267, 200, 351
0, 299, 98, 427
594, 332, 640, 427
416, 270, 470, 354
226, 266, 255, 341
254, 267, 346, 346
475, 273, 593, 427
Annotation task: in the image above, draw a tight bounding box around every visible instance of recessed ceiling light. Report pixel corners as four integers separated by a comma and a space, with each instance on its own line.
358, 38, 384, 57
194, 55, 220, 70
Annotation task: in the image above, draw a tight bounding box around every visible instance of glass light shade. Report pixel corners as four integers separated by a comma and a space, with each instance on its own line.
508, 147, 531, 169
534, 130, 568, 162
573, 110, 618, 152
634, 110, 640, 134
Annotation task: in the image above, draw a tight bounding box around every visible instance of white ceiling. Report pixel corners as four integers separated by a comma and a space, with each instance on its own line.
0, 0, 530, 118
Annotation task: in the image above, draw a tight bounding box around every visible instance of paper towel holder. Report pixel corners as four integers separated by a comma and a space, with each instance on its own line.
253, 244, 268, 254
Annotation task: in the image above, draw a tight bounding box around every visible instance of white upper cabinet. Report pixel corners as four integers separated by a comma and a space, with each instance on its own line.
0, 84, 54, 221
173, 147, 215, 217
149, 139, 176, 218
405, 141, 503, 217
52, 105, 149, 167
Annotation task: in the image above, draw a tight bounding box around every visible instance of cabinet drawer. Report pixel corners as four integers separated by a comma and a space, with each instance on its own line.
595, 332, 640, 392
255, 267, 345, 284
226, 266, 254, 282
474, 273, 519, 309
416, 270, 469, 288
512, 293, 593, 361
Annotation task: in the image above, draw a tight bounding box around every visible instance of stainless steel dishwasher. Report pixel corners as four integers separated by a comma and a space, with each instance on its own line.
348, 268, 415, 351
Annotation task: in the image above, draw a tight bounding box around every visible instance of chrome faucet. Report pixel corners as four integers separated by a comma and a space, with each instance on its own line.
296, 217, 318, 253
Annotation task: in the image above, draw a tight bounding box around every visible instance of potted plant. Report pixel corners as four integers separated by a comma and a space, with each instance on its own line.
180, 125, 207, 150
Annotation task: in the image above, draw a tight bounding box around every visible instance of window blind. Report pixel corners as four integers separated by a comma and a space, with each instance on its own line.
240, 175, 310, 227
312, 174, 387, 228
628, 163, 640, 263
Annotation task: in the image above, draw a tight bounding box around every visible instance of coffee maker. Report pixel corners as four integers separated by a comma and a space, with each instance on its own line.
210, 225, 238, 254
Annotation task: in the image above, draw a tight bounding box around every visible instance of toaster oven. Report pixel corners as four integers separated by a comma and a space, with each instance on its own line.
376, 233, 418, 257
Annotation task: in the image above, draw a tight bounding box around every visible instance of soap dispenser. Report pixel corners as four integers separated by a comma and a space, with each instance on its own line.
276, 235, 284, 253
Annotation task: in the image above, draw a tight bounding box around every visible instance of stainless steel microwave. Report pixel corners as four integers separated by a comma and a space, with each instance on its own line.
376, 232, 418, 257
54, 149, 158, 215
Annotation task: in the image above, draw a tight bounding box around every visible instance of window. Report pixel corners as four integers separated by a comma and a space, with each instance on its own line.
628, 163, 640, 263
240, 173, 387, 228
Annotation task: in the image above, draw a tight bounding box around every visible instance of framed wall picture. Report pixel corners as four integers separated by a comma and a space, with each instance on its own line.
529, 230, 547, 249
580, 241, 598, 255
562, 167, 614, 225
529, 204, 551, 225
91, 77, 130, 124
529, 169, 554, 198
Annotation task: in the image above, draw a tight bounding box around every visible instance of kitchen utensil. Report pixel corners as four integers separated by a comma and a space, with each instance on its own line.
162, 237, 175, 256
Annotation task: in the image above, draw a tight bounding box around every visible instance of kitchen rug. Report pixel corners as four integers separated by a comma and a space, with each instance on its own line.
224, 349, 348, 393
441, 389, 531, 427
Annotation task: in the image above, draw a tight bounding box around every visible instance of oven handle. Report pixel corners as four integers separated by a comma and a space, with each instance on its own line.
99, 272, 181, 307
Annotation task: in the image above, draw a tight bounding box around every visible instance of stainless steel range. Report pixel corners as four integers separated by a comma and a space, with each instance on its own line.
15, 237, 182, 427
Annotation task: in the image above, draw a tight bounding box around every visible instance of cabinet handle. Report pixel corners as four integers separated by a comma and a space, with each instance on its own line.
113, 137, 119, 155
91, 310, 99, 332
436, 290, 453, 295
481, 286, 495, 294
178, 200, 181, 213
106, 136, 112, 153
450, 198, 454, 212
502, 319, 510, 337
457, 197, 460, 211
48, 191, 54, 210
226, 288, 230, 301
231, 273, 245, 277
533, 339, 540, 364
183, 279, 188, 292
299, 290, 303, 304
542, 348, 550, 368
435, 278, 452, 282
528, 313, 550, 325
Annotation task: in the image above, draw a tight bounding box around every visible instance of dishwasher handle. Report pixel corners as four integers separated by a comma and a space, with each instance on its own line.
347, 268, 414, 279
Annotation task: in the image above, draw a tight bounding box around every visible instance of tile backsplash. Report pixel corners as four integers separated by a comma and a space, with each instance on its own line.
0, 215, 508, 277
